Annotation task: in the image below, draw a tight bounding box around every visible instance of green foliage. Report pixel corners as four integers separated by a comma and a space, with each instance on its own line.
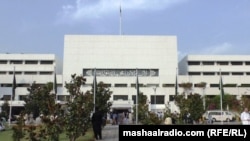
142, 112, 162, 125
174, 93, 204, 123
25, 81, 55, 118
241, 96, 250, 111
22, 81, 63, 141
0, 100, 9, 119
12, 111, 25, 141
64, 74, 93, 141
207, 94, 240, 111
132, 93, 162, 125
91, 81, 112, 118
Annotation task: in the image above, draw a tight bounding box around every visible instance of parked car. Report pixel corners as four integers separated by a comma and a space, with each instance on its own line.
202, 110, 236, 122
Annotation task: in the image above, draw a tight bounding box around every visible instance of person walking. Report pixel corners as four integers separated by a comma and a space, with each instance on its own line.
240, 107, 250, 125
92, 107, 103, 140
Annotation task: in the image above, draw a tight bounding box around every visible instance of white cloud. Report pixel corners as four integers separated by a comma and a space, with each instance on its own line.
200, 42, 233, 55
56, 0, 188, 24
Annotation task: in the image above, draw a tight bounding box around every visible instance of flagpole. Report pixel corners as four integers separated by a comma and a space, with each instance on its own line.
54, 66, 57, 101
175, 67, 178, 96
136, 68, 138, 125
9, 66, 15, 126
119, 0, 122, 35
219, 68, 223, 124
93, 68, 96, 113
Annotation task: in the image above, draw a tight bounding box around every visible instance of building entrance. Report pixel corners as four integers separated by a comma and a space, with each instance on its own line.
110, 108, 131, 125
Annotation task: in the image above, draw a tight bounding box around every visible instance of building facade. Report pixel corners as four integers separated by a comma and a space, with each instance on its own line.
0, 54, 62, 114
63, 35, 178, 113
1, 36, 250, 115
178, 55, 250, 101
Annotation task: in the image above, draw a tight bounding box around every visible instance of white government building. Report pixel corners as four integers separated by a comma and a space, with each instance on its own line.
0, 35, 250, 115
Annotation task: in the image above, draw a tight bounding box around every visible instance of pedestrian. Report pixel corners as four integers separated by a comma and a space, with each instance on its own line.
91, 107, 103, 140
0, 117, 5, 131
240, 107, 250, 125
112, 112, 117, 125
207, 113, 213, 124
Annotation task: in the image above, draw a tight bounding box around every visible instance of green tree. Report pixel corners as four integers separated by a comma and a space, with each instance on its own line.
207, 94, 240, 112
175, 93, 204, 123
179, 82, 193, 99
23, 81, 63, 141
90, 81, 112, 126
12, 111, 25, 141
0, 100, 9, 119
64, 74, 93, 141
24, 81, 52, 118
132, 92, 162, 125
241, 96, 250, 111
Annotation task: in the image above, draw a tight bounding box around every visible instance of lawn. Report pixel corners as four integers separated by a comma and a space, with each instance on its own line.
0, 127, 95, 141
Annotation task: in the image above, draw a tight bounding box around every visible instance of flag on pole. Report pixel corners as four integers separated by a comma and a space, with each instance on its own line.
175, 73, 178, 96
219, 73, 224, 101
219, 69, 224, 124
136, 69, 140, 99
93, 68, 97, 112
54, 68, 57, 94
135, 68, 139, 125
12, 68, 16, 100
120, 5, 122, 15
9, 66, 16, 126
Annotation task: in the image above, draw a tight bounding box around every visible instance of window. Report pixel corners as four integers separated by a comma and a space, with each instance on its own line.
114, 84, 127, 87
188, 61, 200, 65
113, 95, 128, 100
2, 95, 11, 100
231, 61, 243, 65
203, 72, 215, 76
232, 72, 243, 75
150, 95, 164, 104
25, 60, 38, 64
210, 84, 219, 88
0, 60, 7, 64
9, 71, 22, 75
103, 83, 112, 87
24, 71, 37, 75
0, 71, 6, 74
223, 84, 237, 87
18, 83, 30, 87
132, 95, 136, 104
202, 61, 214, 65
40, 60, 53, 64
10, 60, 23, 64
217, 61, 228, 65
241, 84, 250, 87
245, 62, 250, 65
162, 84, 174, 87
169, 95, 175, 101
221, 72, 229, 75
19, 95, 28, 100
131, 83, 143, 87
147, 84, 159, 87
58, 95, 68, 101
40, 71, 53, 75
188, 72, 200, 75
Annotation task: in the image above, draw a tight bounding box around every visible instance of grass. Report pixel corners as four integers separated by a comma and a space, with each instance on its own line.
0, 127, 95, 141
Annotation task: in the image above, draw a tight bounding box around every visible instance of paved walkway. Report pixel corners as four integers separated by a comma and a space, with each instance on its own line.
101, 124, 119, 141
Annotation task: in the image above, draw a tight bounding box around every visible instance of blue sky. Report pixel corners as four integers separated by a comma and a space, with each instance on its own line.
1, 0, 250, 71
